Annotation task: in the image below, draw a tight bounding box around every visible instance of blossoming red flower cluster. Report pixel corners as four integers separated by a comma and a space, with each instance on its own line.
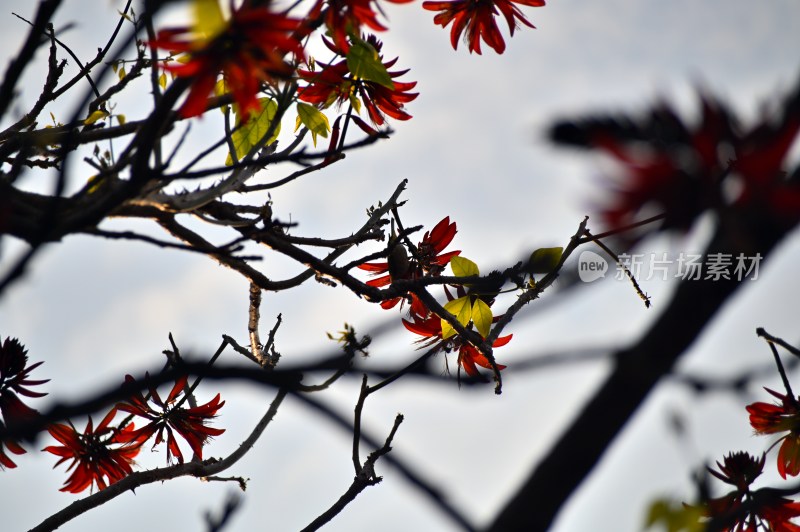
297, 35, 418, 134
148, 0, 545, 123
423, 0, 545, 54
41, 373, 226, 493
678, 337, 800, 531
358, 217, 512, 380
0, 335, 225, 493
691, 452, 800, 531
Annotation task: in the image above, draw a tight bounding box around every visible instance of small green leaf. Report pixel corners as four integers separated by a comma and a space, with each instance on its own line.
296, 102, 330, 147
158, 72, 167, 90
471, 299, 493, 338
441, 296, 472, 340
226, 98, 280, 166
528, 247, 564, 274
450, 256, 479, 278
118, 66, 126, 81
346, 38, 394, 90
116, 114, 126, 125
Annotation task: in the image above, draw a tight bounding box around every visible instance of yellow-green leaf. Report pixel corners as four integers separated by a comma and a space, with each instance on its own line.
214, 79, 228, 113
118, 66, 126, 81
296, 102, 330, 147
644, 498, 705, 532
346, 38, 394, 90
214, 78, 226, 97
349, 93, 362, 115
472, 299, 493, 338
193, 0, 226, 39
528, 247, 564, 274
226, 98, 280, 166
84, 110, 109, 125
116, 114, 126, 125
450, 256, 479, 278
441, 296, 472, 340
158, 72, 167, 90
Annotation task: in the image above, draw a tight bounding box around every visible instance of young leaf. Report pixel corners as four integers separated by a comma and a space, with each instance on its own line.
214, 78, 227, 97
193, 0, 226, 39
349, 93, 362, 115
450, 256, 479, 277
645, 498, 705, 532
528, 246, 564, 274
472, 299, 493, 338
226, 99, 280, 166
441, 296, 472, 340
158, 72, 167, 90
214, 79, 228, 113
346, 38, 395, 90
296, 102, 330, 147
84, 110, 109, 125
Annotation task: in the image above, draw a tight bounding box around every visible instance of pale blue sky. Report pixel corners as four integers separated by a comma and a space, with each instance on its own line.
2, 1, 800, 531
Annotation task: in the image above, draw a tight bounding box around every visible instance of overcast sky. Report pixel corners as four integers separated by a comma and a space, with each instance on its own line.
2, 0, 800, 531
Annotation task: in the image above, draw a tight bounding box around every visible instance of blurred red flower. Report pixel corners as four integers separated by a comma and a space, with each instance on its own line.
423, 0, 545, 54
149, 2, 304, 118
43, 408, 143, 493
550, 78, 800, 240
116, 374, 225, 464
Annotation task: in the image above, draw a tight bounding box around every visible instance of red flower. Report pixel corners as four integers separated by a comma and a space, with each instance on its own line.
747, 388, 800, 479
401, 301, 510, 379
457, 335, 511, 377
116, 374, 225, 464
423, 0, 545, 54
43, 408, 143, 493
709, 451, 765, 492
307, 0, 414, 51
298, 35, 418, 134
0, 337, 48, 468
358, 216, 461, 309
0, 422, 26, 469
149, 2, 304, 118
696, 452, 800, 531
